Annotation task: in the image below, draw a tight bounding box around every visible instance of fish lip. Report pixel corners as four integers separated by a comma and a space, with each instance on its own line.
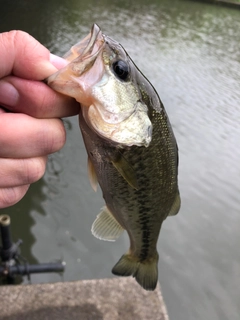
46, 24, 105, 85
62, 23, 105, 63
66, 24, 105, 76
82, 24, 103, 56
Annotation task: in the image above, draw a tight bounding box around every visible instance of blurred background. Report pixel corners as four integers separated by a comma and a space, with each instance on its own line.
0, 0, 240, 319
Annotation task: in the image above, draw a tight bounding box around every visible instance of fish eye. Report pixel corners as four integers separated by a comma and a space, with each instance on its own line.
112, 60, 129, 81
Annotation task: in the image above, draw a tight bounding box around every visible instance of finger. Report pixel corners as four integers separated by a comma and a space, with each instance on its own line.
50, 54, 68, 70
0, 77, 80, 118
0, 30, 58, 79
0, 156, 47, 188
0, 185, 30, 209
0, 113, 66, 158
0, 107, 5, 115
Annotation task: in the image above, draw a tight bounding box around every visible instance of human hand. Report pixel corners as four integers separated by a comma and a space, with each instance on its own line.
0, 30, 80, 208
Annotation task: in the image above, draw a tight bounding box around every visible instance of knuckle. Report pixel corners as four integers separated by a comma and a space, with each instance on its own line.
6, 30, 21, 44
55, 120, 66, 150
8, 30, 30, 51
23, 157, 47, 184
41, 120, 66, 154
0, 186, 29, 209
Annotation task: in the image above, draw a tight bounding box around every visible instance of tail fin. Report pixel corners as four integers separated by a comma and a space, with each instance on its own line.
112, 253, 158, 291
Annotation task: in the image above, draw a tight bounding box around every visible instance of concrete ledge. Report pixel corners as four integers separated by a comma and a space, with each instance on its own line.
0, 277, 169, 320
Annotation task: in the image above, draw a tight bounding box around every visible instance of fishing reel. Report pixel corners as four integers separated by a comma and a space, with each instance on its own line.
0, 214, 65, 284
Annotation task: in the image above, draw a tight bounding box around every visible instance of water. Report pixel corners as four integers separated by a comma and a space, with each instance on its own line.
1, 0, 240, 319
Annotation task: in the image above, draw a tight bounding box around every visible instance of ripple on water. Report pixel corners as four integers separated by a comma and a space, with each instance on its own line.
1, 1, 240, 319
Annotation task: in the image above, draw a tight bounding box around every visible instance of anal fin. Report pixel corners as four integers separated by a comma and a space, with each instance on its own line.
91, 206, 124, 241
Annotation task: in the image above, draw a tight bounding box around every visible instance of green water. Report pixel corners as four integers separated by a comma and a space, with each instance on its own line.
1, 1, 240, 319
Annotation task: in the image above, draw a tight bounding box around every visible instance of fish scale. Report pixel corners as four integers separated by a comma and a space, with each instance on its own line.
47, 24, 180, 291
79, 101, 178, 283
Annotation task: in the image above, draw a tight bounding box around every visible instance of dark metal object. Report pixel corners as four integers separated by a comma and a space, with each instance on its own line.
0, 214, 65, 284
0, 263, 65, 277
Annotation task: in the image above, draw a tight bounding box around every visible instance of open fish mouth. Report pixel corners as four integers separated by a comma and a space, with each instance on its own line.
47, 24, 105, 85
47, 24, 153, 147
63, 24, 104, 64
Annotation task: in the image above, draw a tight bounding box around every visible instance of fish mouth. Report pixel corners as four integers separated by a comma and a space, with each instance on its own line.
47, 24, 105, 86
63, 24, 104, 63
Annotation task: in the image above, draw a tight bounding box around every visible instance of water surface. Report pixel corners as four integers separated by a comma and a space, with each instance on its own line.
1, 1, 240, 319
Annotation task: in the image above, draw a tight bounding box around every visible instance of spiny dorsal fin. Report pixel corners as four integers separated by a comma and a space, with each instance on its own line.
91, 206, 124, 241
87, 156, 98, 192
111, 155, 138, 190
168, 192, 181, 216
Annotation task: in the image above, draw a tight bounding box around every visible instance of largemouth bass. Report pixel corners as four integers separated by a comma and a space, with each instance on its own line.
47, 24, 180, 291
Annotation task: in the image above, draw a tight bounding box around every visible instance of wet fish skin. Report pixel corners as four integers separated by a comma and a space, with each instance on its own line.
79, 91, 179, 291
47, 24, 180, 291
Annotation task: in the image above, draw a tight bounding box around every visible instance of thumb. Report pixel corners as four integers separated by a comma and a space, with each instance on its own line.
0, 30, 58, 80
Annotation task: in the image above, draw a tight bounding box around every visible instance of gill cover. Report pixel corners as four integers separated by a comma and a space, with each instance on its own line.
47, 24, 152, 147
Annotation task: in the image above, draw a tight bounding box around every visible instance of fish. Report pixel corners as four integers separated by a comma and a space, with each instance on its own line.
47, 24, 180, 291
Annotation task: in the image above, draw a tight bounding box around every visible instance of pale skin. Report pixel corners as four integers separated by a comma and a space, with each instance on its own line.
0, 30, 80, 208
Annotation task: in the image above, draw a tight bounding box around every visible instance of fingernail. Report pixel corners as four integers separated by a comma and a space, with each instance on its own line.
50, 54, 68, 69
0, 81, 19, 107
35, 60, 59, 79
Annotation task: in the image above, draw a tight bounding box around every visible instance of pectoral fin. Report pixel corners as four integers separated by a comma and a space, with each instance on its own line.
168, 192, 181, 216
88, 156, 98, 192
111, 156, 138, 190
91, 206, 124, 241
